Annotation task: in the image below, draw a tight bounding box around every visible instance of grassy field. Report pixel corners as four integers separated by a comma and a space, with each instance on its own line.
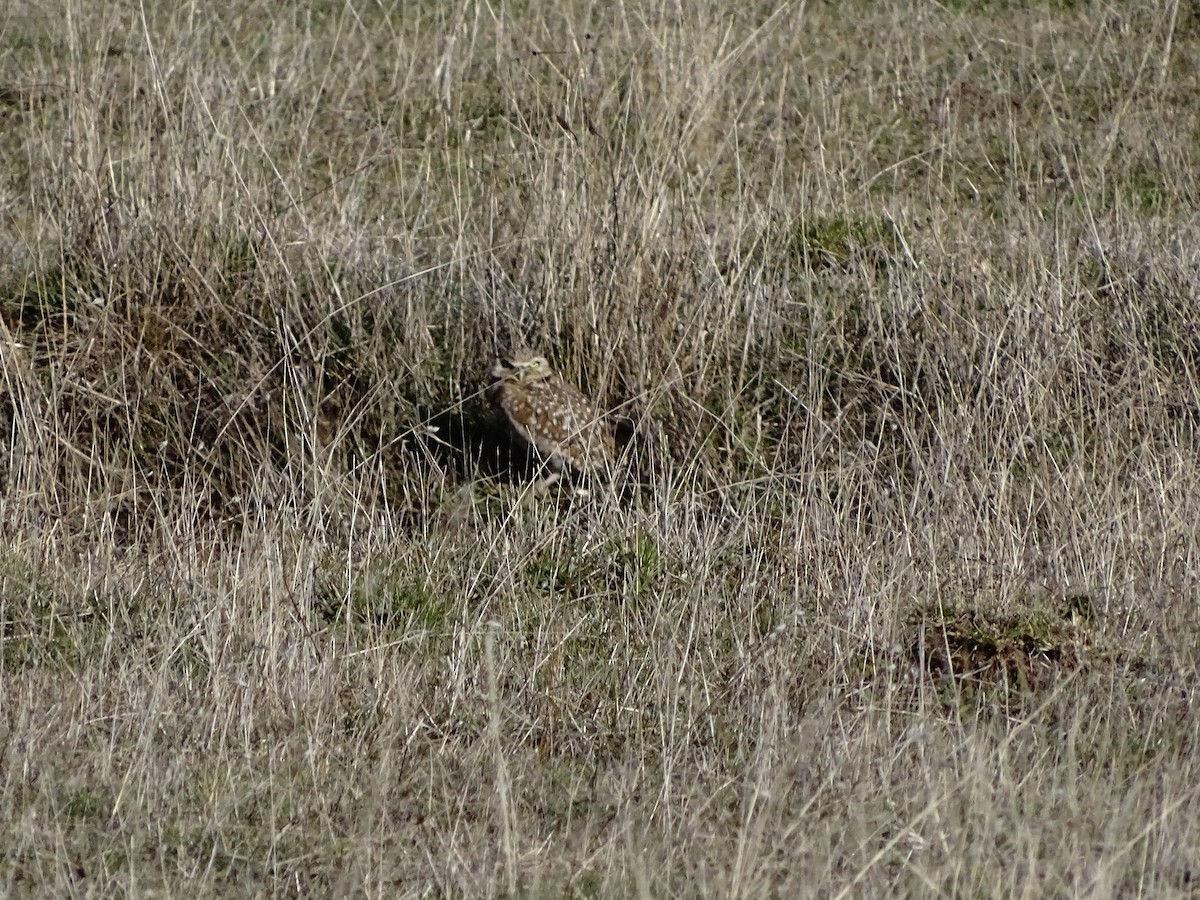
3, 0, 1200, 895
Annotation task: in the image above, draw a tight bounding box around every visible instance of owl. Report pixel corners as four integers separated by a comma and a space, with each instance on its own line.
487, 349, 615, 488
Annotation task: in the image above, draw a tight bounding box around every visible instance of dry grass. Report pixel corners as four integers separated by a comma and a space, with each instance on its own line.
3, 0, 1200, 895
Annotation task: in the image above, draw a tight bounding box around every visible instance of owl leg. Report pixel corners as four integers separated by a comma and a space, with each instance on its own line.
530, 451, 572, 495
533, 468, 562, 495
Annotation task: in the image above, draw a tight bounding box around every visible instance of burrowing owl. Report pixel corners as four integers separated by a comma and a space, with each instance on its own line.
487, 348, 615, 488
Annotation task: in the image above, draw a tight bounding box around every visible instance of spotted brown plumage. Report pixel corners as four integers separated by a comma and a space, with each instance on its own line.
486, 349, 615, 486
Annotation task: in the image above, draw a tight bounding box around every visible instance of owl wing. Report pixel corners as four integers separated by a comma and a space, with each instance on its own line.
555, 385, 614, 468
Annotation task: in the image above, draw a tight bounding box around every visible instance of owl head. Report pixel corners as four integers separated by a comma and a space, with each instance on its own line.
491, 348, 552, 382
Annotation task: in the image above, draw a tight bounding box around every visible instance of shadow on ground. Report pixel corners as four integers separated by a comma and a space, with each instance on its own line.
407, 405, 649, 492
409, 406, 537, 484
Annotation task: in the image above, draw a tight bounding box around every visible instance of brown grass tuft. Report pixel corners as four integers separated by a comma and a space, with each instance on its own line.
3, 0, 1200, 894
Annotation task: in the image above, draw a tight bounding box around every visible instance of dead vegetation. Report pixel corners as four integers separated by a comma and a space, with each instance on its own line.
2, 0, 1200, 895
